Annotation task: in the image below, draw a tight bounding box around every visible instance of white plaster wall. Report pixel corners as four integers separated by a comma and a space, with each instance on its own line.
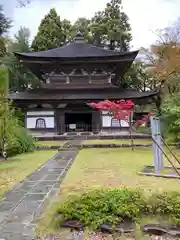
102, 111, 109, 114
120, 120, 129, 127
27, 111, 54, 116
26, 117, 55, 129
102, 116, 112, 127
102, 116, 129, 127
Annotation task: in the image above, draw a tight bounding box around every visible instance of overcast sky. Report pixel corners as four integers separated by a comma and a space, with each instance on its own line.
2, 0, 180, 49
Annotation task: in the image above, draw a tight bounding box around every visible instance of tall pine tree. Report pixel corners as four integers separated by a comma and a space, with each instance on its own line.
31, 1, 132, 52
90, 0, 132, 51
4, 27, 39, 92
0, 4, 12, 36
32, 8, 65, 51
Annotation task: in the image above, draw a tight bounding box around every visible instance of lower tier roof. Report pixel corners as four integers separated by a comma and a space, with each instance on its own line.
9, 88, 158, 101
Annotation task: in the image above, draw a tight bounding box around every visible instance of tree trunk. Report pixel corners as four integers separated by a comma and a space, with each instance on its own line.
155, 95, 162, 116
109, 40, 115, 50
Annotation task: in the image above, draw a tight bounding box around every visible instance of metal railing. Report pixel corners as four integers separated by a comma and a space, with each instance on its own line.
32, 123, 149, 134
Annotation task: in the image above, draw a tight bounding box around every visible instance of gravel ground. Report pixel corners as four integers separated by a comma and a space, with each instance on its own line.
36, 231, 179, 240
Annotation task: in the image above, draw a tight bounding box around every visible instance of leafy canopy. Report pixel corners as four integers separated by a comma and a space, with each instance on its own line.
3, 27, 39, 92
161, 91, 180, 140
0, 5, 12, 57
32, 8, 64, 51
32, 0, 132, 51
0, 4, 12, 36
0, 67, 35, 156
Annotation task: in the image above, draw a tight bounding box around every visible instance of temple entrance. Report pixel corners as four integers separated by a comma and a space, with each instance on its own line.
65, 112, 92, 132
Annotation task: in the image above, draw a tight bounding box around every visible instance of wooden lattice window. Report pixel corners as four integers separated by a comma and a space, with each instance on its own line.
35, 118, 46, 129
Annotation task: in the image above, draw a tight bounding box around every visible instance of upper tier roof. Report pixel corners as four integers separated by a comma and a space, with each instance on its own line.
14, 32, 139, 60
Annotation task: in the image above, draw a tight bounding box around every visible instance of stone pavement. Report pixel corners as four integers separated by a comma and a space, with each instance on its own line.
0, 140, 81, 240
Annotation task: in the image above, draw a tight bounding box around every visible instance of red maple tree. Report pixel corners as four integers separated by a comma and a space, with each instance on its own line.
88, 99, 151, 129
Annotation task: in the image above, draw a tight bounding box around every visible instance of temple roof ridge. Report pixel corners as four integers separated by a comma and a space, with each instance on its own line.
74, 31, 84, 43
14, 31, 139, 59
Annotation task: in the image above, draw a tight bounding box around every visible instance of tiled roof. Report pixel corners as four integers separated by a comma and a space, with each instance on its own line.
9, 88, 158, 101
14, 32, 138, 59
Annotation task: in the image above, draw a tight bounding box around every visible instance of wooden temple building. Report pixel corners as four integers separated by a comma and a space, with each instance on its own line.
9, 32, 157, 134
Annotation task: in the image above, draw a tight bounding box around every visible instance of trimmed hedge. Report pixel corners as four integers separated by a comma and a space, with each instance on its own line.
57, 188, 180, 230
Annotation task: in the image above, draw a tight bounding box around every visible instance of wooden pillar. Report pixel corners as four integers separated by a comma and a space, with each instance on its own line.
92, 111, 101, 133
57, 111, 65, 134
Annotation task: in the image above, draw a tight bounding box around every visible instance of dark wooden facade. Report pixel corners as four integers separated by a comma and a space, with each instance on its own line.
9, 32, 158, 134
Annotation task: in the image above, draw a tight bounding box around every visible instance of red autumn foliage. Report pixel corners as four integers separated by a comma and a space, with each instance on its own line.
88, 99, 135, 110
88, 99, 151, 128
133, 112, 152, 128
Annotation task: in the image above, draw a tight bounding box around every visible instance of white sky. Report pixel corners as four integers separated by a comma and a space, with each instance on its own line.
3, 0, 180, 49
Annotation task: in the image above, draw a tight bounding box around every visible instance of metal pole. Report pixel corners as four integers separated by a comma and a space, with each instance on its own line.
156, 117, 164, 170
151, 116, 158, 173
150, 116, 164, 173
152, 138, 180, 178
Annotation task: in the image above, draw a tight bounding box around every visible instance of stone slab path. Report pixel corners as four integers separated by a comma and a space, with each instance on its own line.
0, 140, 81, 240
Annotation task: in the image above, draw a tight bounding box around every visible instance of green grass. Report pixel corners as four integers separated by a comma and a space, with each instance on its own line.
60, 148, 180, 198
36, 141, 66, 147
0, 150, 56, 198
82, 139, 152, 145
37, 147, 180, 236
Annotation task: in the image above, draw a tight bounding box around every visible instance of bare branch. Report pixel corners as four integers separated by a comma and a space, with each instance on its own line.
16, 0, 31, 7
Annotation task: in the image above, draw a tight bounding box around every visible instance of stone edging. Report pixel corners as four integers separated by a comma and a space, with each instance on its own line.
36, 143, 180, 150
76, 144, 152, 149
35, 135, 151, 141
36, 145, 60, 150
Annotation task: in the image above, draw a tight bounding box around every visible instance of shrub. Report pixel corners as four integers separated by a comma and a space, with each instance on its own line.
57, 188, 180, 230
58, 188, 147, 229
161, 92, 180, 141
0, 103, 35, 157
0, 67, 35, 157
7, 126, 35, 156
149, 191, 180, 226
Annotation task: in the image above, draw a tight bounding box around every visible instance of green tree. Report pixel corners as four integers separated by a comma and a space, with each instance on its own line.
124, 61, 154, 91
31, 0, 132, 51
0, 5, 12, 57
61, 19, 73, 43
0, 67, 35, 157
161, 91, 180, 141
0, 67, 9, 149
142, 21, 180, 115
0, 37, 6, 57
90, 0, 132, 50
32, 8, 64, 51
13, 26, 31, 52
4, 27, 39, 92
0, 5, 12, 36
72, 18, 92, 42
